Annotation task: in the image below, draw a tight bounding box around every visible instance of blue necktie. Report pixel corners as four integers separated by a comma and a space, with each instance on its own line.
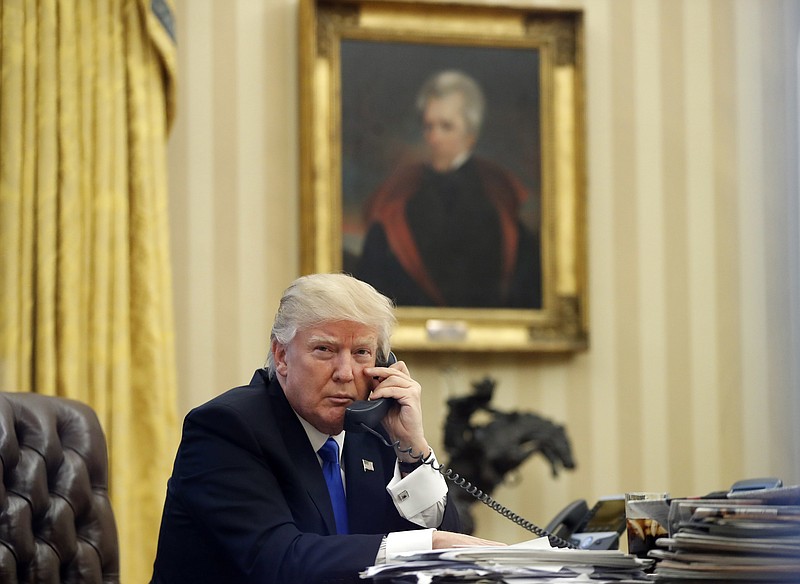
318, 437, 349, 534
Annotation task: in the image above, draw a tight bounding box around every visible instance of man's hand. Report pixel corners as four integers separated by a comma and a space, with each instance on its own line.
365, 359, 429, 462
432, 531, 507, 549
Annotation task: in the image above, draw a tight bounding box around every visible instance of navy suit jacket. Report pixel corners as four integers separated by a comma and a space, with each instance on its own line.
150, 369, 461, 584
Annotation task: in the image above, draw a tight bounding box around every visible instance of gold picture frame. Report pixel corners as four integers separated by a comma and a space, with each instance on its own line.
299, 0, 587, 352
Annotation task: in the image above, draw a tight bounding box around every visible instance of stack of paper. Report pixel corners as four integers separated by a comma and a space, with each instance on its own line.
361, 537, 654, 583
651, 497, 800, 582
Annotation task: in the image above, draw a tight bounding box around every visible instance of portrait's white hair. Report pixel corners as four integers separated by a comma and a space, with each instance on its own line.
416, 69, 486, 137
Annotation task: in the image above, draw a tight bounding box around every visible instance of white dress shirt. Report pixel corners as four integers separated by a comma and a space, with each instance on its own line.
295, 415, 448, 561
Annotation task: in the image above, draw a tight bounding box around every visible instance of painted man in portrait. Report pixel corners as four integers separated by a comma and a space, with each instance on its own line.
355, 70, 542, 309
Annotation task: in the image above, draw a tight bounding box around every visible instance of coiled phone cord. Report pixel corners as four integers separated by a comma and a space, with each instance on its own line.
358, 422, 578, 549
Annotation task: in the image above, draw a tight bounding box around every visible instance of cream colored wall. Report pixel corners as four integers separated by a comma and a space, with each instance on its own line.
166, 0, 800, 544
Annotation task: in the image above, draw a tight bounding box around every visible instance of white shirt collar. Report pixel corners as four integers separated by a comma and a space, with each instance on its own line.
294, 412, 345, 462
445, 151, 471, 171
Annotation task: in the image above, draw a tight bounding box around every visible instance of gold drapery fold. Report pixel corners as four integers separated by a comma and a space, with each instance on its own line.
0, 1, 179, 582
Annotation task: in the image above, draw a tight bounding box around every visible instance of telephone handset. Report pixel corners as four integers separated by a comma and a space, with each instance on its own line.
545, 499, 590, 541
343, 351, 577, 548
344, 351, 397, 433
545, 496, 627, 550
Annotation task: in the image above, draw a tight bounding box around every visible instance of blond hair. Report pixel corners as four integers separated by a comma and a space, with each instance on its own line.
266, 273, 396, 376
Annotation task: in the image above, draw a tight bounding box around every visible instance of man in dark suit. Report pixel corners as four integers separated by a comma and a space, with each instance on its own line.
150, 273, 501, 583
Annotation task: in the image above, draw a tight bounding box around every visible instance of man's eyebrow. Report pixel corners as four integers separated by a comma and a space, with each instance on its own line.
306, 336, 336, 346
304, 336, 377, 348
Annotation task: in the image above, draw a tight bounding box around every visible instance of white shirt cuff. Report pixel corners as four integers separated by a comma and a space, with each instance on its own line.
385, 528, 436, 561
386, 449, 448, 519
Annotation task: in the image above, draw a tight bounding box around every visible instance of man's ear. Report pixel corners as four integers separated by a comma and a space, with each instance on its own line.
272, 339, 289, 377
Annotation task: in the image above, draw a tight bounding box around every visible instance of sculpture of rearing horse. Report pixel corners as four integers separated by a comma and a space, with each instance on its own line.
442, 377, 576, 534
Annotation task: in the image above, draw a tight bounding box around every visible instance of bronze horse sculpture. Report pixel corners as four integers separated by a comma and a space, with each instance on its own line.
442, 377, 576, 534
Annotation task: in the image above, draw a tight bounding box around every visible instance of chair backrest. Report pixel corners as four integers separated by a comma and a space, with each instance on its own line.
0, 392, 119, 583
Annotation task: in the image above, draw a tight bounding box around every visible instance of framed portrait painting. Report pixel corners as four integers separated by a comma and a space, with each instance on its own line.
299, 0, 588, 352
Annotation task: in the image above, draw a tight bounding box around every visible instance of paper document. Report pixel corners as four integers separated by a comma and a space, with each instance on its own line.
362, 536, 654, 582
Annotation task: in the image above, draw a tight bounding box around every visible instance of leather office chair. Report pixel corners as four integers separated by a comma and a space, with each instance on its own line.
0, 392, 119, 583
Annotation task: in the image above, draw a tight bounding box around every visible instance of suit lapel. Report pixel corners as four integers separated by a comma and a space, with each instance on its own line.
263, 374, 338, 535
343, 431, 393, 533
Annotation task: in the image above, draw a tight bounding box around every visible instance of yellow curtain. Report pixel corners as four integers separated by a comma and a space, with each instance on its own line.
0, 1, 179, 582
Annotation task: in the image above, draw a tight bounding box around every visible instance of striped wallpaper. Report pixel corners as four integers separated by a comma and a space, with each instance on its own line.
166, 0, 800, 544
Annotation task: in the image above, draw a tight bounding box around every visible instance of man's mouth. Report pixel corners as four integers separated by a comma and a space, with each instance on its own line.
327, 396, 353, 407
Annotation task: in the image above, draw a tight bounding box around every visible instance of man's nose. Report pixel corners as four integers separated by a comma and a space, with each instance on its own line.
332, 354, 355, 382
425, 127, 442, 145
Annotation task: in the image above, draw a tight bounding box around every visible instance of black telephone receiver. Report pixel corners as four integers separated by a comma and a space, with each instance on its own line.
344, 351, 397, 433
545, 500, 590, 541
343, 351, 578, 549
545, 497, 627, 550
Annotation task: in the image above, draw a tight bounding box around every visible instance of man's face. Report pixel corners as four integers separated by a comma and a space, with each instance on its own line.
422, 92, 476, 172
272, 321, 378, 435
